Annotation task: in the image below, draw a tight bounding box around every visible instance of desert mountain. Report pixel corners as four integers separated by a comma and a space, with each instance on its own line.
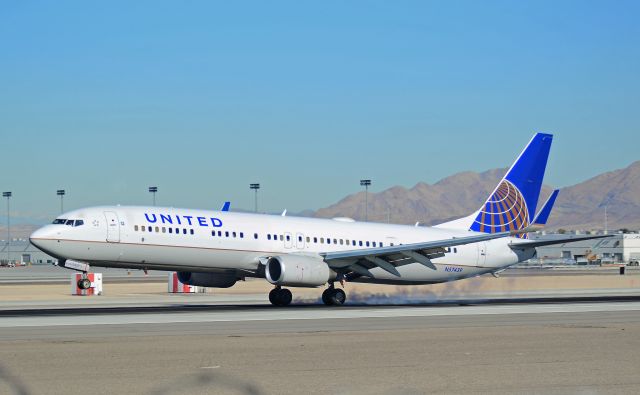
314, 161, 640, 231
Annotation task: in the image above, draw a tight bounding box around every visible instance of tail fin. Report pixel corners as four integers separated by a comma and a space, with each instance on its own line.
531, 189, 559, 227
436, 133, 553, 238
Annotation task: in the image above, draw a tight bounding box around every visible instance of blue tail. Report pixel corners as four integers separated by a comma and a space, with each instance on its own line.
468, 133, 553, 238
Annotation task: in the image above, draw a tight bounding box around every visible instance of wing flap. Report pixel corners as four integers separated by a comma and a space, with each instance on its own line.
322, 230, 525, 277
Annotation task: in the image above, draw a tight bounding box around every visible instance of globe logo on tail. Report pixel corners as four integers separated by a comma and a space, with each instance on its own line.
470, 180, 529, 239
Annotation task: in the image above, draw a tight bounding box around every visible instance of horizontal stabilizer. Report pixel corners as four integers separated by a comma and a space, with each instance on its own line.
510, 234, 612, 249
531, 189, 559, 226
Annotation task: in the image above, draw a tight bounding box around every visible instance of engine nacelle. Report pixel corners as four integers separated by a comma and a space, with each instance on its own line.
177, 271, 237, 288
265, 255, 332, 287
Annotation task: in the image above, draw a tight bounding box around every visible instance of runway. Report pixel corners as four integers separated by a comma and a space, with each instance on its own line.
1, 300, 640, 394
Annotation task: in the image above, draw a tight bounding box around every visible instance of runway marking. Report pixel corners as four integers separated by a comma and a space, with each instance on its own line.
1, 302, 640, 328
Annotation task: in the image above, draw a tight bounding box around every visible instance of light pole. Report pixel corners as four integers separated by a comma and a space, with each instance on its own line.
360, 179, 371, 221
149, 186, 158, 206
603, 195, 614, 234
57, 190, 66, 213
250, 184, 260, 213
3, 192, 11, 264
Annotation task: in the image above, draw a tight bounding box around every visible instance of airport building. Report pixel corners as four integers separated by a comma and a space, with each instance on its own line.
531, 232, 640, 265
0, 239, 57, 265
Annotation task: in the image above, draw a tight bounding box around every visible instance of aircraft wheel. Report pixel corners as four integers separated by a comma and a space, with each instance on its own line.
322, 288, 331, 306
268, 288, 279, 305
329, 288, 346, 306
269, 288, 292, 306
279, 288, 292, 306
77, 278, 91, 290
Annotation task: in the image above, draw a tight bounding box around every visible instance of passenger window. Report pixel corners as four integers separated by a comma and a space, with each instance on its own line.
134, 225, 139, 231
162, 227, 166, 233
240, 232, 244, 238
190, 229, 194, 235
233, 232, 237, 238
320, 238, 324, 244
359, 241, 363, 246
267, 234, 271, 240
254, 233, 258, 239
390, 243, 394, 246
169, 228, 173, 234
314, 237, 318, 243
218, 231, 222, 236
225, 231, 229, 237
155, 226, 159, 232
306, 237, 310, 243
366, 241, 370, 247
279, 235, 283, 241
340, 239, 343, 245
333, 239, 337, 244
211, 230, 215, 236
380, 242, 383, 247
286, 235, 290, 241
352, 240, 356, 246
182, 229, 187, 234
373, 242, 377, 247
148, 226, 152, 232
298, 236, 302, 242
327, 238, 331, 244
454, 248, 457, 253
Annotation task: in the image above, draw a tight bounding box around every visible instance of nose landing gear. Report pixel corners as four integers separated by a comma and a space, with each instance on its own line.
268, 286, 293, 306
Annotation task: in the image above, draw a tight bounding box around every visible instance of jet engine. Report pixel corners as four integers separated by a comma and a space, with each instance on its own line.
265, 255, 333, 287
177, 271, 237, 288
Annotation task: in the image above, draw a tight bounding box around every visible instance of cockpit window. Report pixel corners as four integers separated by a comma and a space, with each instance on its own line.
52, 218, 84, 226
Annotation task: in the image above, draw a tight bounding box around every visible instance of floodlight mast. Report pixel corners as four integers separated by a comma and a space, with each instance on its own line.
250, 184, 260, 213
360, 179, 371, 221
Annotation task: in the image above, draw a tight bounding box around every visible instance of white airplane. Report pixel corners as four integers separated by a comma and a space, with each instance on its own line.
30, 133, 607, 306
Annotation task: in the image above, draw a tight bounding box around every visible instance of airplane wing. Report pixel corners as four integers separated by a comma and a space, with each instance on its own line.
509, 234, 612, 249
320, 230, 522, 277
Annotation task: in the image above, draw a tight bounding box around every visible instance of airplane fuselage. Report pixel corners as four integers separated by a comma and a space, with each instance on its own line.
30, 206, 532, 285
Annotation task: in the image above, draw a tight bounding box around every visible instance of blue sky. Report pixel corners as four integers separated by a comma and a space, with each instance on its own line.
1, 0, 639, 221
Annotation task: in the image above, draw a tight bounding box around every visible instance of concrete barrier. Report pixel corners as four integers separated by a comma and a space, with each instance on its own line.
168, 272, 205, 293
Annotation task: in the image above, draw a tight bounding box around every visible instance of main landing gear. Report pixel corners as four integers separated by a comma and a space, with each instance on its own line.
322, 285, 346, 306
269, 286, 293, 306
267, 284, 347, 307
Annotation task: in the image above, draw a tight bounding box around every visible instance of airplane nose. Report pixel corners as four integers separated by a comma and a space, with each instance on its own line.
29, 225, 60, 255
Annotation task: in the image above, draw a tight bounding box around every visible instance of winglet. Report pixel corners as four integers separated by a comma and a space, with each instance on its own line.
531, 189, 559, 227
221, 201, 231, 212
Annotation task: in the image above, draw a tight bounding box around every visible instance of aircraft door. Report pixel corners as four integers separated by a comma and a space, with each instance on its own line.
284, 232, 293, 249
104, 211, 120, 243
477, 242, 487, 266
295, 233, 305, 249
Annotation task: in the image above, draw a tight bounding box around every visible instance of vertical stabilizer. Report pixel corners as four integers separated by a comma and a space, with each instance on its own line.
436, 133, 553, 238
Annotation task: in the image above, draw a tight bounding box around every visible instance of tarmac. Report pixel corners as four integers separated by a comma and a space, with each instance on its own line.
1, 266, 640, 394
